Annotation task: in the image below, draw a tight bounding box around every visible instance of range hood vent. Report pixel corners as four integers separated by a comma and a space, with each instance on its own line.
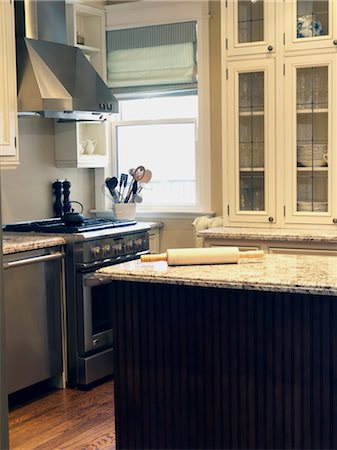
15, 0, 118, 121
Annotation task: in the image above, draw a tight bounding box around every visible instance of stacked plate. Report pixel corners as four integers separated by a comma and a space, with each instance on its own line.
297, 143, 327, 167
297, 201, 328, 212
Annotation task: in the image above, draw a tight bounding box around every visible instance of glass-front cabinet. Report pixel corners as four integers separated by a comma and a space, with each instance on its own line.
226, 0, 275, 56
285, 0, 336, 51
284, 55, 336, 225
226, 59, 276, 223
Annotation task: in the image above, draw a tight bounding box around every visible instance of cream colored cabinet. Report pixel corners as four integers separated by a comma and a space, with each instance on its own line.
0, 0, 19, 168
66, 2, 106, 81
55, 121, 109, 168
284, 0, 337, 52
223, 0, 337, 230
284, 54, 337, 225
226, 58, 276, 224
226, 0, 276, 56
55, 2, 109, 169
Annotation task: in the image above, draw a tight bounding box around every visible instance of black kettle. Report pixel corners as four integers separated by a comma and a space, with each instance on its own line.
62, 201, 85, 225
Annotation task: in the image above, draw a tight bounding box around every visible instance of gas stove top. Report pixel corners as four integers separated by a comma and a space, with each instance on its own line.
3, 217, 137, 234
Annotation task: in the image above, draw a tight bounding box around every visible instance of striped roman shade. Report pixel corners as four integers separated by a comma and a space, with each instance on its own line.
106, 22, 197, 98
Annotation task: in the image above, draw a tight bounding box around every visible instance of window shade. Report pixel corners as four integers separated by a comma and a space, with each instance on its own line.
106, 22, 197, 97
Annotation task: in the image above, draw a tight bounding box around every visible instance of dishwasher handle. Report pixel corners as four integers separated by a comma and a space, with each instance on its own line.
3, 252, 63, 269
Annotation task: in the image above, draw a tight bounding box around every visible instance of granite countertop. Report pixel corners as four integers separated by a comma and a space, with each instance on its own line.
2, 233, 65, 255
198, 226, 337, 243
94, 253, 337, 296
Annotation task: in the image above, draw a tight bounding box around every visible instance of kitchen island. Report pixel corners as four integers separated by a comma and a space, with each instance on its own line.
95, 254, 337, 449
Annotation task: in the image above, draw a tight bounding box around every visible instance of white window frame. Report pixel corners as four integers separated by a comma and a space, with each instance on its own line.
94, 1, 211, 218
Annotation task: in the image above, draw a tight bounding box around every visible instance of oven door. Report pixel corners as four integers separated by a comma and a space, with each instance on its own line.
76, 272, 113, 355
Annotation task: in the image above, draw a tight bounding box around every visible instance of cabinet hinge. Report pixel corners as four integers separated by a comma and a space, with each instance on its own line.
225, 0, 228, 7
226, 68, 228, 80
283, 64, 285, 76
225, 38, 228, 50
283, 33, 285, 45
283, 206, 286, 217
227, 205, 230, 215
14, 136, 17, 148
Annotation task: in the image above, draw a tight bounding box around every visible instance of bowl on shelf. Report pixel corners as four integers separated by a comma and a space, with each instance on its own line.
297, 143, 328, 167
297, 201, 328, 212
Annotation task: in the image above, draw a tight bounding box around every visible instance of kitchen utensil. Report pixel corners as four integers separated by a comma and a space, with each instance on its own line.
133, 165, 146, 182
119, 173, 128, 202
141, 169, 152, 184
133, 194, 143, 203
62, 201, 85, 224
105, 177, 120, 203
114, 202, 136, 220
141, 247, 264, 265
125, 180, 138, 203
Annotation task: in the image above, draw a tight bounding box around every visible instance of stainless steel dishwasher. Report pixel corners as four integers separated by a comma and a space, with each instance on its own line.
3, 247, 64, 394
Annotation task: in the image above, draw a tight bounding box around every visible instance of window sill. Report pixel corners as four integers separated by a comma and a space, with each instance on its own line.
91, 209, 215, 220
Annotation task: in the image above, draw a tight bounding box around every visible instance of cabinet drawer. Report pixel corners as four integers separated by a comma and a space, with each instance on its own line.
269, 247, 337, 256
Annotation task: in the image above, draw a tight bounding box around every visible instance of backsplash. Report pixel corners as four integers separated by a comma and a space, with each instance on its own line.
1, 117, 95, 223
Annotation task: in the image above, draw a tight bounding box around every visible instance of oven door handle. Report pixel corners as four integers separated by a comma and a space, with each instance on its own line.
3, 252, 63, 269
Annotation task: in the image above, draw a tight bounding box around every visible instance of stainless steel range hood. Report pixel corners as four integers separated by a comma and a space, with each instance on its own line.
15, 0, 118, 121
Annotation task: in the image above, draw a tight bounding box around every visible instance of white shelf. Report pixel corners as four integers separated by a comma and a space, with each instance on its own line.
239, 167, 265, 172
296, 166, 328, 171
296, 108, 328, 114
239, 111, 264, 117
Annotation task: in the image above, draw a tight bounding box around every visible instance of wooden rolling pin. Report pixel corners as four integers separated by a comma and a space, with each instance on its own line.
141, 247, 264, 265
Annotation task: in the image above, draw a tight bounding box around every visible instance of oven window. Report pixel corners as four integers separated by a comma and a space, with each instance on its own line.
91, 285, 113, 335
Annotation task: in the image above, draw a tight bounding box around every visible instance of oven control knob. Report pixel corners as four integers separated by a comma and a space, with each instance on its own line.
126, 240, 134, 251
114, 243, 122, 254
135, 238, 143, 249
103, 244, 112, 257
91, 246, 102, 259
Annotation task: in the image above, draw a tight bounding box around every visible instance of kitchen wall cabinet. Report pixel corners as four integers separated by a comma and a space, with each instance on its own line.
284, 0, 337, 52
222, 0, 337, 229
226, 0, 276, 56
55, 121, 109, 168
66, 2, 106, 81
56, 2, 109, 169
0, 0, 19, 168
226, 58, 276, 224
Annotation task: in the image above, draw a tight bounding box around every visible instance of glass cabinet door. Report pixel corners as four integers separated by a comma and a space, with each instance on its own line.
285, 0, 335, 51
285, 56, 334, 225
226, 0, 275, 56
226, 60, 276, 224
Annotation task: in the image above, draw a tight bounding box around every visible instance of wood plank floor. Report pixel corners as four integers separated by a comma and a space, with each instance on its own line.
8, 379, 116, 450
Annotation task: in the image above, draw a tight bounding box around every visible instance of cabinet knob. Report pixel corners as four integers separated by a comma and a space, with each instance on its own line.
333, 218, 337, 224
267, 45, 273, 52
268, 216, 274, 223
333, 40, 337, 46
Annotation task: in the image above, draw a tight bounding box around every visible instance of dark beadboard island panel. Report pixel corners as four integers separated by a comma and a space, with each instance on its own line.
109, 280, 337, 450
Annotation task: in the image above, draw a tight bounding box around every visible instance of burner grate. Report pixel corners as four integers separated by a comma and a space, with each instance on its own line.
3, 218, 137, 233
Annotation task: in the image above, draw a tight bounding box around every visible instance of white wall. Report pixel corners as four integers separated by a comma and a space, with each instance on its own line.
1, 117, 95, 223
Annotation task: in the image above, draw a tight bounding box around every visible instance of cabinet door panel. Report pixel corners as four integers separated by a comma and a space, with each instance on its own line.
226, 0, 275, 56
227, 59, 276, 224
284, 55, 335, 225
0, 0, 18, 164
285, 0, 336, 51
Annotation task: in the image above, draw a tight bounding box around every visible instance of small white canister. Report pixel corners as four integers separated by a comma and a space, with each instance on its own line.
113, 203, 136, 220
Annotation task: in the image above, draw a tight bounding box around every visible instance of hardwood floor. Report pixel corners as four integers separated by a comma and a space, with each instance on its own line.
8, 379, 116, 450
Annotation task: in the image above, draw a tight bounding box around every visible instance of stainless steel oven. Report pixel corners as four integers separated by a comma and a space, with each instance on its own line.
3, 218, 150, 388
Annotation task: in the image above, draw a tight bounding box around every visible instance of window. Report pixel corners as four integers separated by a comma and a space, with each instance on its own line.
104, 1, 211, 215
115, 96, 197, 207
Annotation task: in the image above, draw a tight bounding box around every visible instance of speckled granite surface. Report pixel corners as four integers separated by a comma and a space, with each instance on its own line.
2, 233, 65, 254
198, 226, 337, 243
95, 253, 337, 296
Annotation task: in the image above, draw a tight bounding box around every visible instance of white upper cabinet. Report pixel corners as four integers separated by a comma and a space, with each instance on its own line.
284, 54, 337, 225
55, 2, 109, 169
66, 2, 106, 80
226, 0, 276, 56
0, 0, 19, 167
226, 59, 276, 224
284, 0, 337, 52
